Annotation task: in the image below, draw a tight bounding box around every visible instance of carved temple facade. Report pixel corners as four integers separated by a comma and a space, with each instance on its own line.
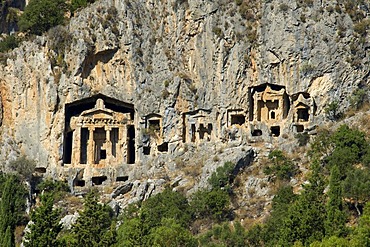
63, 95, 135, 168
60, 87, 316, 188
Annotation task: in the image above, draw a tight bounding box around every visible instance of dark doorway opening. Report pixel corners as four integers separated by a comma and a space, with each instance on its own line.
35, 167, 46, 173
231, 115, 245, 125
297, 108, 309, 122
80, 128, 89, 164
191, 124, 196, 142
63, 131, 73, 164
252, 129, 263, 136
271, 126, 280, 137
296, 125, 304, 133
127, 125, 135, 164
75, 180, 85, 187
143, 146, 151, 155
92, 176, 107, 185
158, 142, 168, 152
116, 176, 129, 182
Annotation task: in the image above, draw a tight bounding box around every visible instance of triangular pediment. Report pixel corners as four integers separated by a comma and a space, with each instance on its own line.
81, 108, 114, 119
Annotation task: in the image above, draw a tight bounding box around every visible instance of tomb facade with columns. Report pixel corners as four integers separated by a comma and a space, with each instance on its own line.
62, 95, 135, 187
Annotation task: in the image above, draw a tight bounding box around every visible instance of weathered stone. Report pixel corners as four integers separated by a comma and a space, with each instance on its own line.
111, 182, 133, 199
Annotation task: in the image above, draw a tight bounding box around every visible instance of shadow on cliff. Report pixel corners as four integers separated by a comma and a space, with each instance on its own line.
79, 48, 118, 79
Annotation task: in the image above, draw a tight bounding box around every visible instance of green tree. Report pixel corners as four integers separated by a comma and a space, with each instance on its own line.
342, 168, 370, 215
325, 165, 347, 237
328, 125, 367, 172
350, 88, 367, 110
0, 175, 27, 245
18, 0, 67, 35
310, 236, 350, 247
264, 150, 297, 181
24, 193, 62, 247
116, 216, 144, 247
2, 226, 14, 247
190, 188, 231, 221
263, 185, 297, 246
279, 162, 326, 245
208, 161, 235, 192
148, 218, 197, 247
350, 202, 370, 246
71, 190, 117, 247
70, 0, 95, 14
140, 188, 192, 230
325, 101, 342, 120
117, 189, 193, 246
199, 222, 247, 247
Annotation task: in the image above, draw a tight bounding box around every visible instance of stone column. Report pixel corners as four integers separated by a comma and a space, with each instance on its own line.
105, 127, 112, 162
119, 126, 127, 163
87, 127, 95, 165
71, 125, 81, 166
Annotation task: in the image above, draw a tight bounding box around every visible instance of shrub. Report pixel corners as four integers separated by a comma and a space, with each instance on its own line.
350, 88, 367, 110
212, 26, 223, 38
325, 100, 342, 120
208, 161, 235, 191
264, 150, 297, 180
0, 35, 19, 52
70, 0, 96, 14
295, 133, 310, 146
190, 189, 231, 221
300, 62, 315, 76
19, 0, 67, 35
279, 3, 289, 12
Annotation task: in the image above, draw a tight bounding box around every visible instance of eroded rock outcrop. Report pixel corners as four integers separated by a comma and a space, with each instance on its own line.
0, 0, 368, 197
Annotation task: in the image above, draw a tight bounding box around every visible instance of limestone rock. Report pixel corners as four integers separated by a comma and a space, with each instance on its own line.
0, 0, 368, 211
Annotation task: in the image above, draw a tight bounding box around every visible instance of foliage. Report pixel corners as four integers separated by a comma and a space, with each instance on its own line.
19, 0, 67, 35
350, 202, 370, 246
2, 226, 14, 247
208, 161, 235, 191
71, 189, 117, 247
198, 222, 247, 247
37, 178, 69, 193
37, 178, 69, 201
300, 62, 315, 76
8, 155, 36, 181
328, 125, 367, 171
148, 218, 197, 247
0, 35, 19, 53
342, 168, 370, 214
24, 193, 62, 247
141, 188, 192, 229
279, 3, 289, 11
0, 174, 28, 246
70, 0, 96, 14
262, 185, 297, 245
325, 101, 342, 120
117, 189, 194, 246
190, 188, 231, 221
264, 150, 297, 181
295, 132, 310, 146
278, 162, 326, 246
325, 165, 347, 237
350, 88, 367, 110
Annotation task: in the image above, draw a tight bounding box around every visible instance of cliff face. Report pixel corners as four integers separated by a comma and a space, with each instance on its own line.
0, 0, 368, 191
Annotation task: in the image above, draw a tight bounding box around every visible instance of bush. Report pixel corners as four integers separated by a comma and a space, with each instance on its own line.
208, 161, 235, 191
350, 88, 367, 110
19, 0, 67, 35
0, 35, 19, 53
279, 3, 289, 12
190, 188, 231, 221
264, 150, 297, 180
325, 100, 342, 120
295, 132, 310, 146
